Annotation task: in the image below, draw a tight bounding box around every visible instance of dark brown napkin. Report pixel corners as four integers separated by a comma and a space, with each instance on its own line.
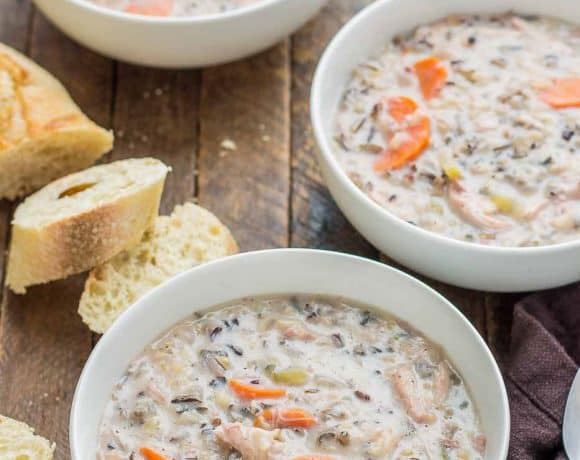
506, 283, 580, 459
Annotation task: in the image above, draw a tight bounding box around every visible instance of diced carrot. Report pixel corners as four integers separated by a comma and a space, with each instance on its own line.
229, 379, 286, 400
140, 447, 167, 460
255, 407, 317, 429
387, 96, 418, 123
374, 115, 430, 172
538, 77, 580, 109
124, 0, 173, 16
413, 57, 448, 100
294, 456, 335, 460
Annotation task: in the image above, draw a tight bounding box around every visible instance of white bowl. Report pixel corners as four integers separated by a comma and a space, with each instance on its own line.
33, 0, 328, 68
70, 249, 509, 459
311, 0, 580, 292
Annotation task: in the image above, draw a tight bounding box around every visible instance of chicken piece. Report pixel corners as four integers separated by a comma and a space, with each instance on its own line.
565, 182, 580, 200
472, 433, 487, 454
433, 362, 450, 406
147, 382, 167, 404
447, 182, 511, 230
215, 423, 287, 460
391, 365, 436, 424
366, 427, 402, 456
277, 320, 316, 341
551, 209, 576, 231
523, 200, 548, 220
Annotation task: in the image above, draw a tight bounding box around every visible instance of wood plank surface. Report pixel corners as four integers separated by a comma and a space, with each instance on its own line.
0, 7, 114, 457
113, 65, 200, 212
0, 0, 31, 313
198, 42, 291, 250
290, 0, 377, 257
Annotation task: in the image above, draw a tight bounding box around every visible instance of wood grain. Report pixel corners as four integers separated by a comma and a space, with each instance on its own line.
0, 9, 113, 457
198, 42, 291, 251
113, 65, 200, 212
290, 0, 376, 257
0, 0, 31, 321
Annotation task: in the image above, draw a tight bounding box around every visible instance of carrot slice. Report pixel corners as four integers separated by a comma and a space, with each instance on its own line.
414, 57, 448, 100
140, 447, 167, 460
538, 77, 580, 109
374, 115, 430, 172
229, 379, 286, 400
124, 0, 173, 16
387, 96, 418, 123
255, 407, 317, 429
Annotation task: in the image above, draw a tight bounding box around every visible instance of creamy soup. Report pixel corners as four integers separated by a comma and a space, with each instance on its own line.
91, 0, 260, 16
334, 14, 580, 247
97, 296, 486, 460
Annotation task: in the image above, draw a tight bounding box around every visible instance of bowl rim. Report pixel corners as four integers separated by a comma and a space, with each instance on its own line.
310, 0, 580, 256
55, 0, 287, 24
69, 248, 510, 459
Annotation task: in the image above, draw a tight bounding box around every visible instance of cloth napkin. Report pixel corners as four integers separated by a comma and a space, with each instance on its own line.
506, 283, 580, 459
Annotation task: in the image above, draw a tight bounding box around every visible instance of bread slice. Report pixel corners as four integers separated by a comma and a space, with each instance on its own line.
0, 43, 113, 200
6, 158, 169, 294
0, 415, 55, 459
79, 203, 238, 333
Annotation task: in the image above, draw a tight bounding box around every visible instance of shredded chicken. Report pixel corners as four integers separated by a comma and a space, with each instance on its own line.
433, 362, 450, 406
447, 182, 511, 230
215, 423, 287, 460
391, 365, 436, 424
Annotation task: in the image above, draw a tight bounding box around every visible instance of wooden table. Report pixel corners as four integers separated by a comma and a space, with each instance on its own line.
0, 1, 521, 457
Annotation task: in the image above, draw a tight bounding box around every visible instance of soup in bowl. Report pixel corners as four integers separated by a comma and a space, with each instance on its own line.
70, 250, 509, 459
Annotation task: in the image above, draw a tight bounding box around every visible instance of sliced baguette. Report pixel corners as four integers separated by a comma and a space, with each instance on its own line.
79, 202, 238, 333
0, 415, 55, 459
6, 158, 169, 294
0, 43, 113, 200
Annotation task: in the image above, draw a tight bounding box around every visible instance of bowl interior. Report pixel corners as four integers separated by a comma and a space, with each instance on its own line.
60, 0, 287, 23
314, 0, 580, 148
311, 0, 580, 254
71, 249, 508, 459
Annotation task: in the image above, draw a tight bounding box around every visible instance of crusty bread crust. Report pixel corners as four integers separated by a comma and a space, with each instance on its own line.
0, 415, 55, 459
0, 43, 113, 200
6, 158, 169, 294
79, 203, 238, 333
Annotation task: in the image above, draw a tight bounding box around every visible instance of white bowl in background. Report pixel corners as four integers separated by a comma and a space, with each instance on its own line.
311, 0, 580, 292
33, 0, 328, 68
70, 249, 510, 459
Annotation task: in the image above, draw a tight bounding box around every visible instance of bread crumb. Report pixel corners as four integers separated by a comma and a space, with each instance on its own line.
262, 135, 271, 142
221, 139, 237, 151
